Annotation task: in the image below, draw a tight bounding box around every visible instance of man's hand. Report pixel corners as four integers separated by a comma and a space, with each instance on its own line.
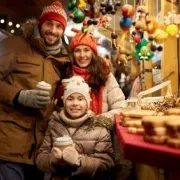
62, 146, 81, 167
18, 89, 51, 108
50, 147, 62, 165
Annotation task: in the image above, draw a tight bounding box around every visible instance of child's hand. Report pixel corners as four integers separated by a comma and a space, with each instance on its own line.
50, 147, 62, 165
62, 146, 81, 167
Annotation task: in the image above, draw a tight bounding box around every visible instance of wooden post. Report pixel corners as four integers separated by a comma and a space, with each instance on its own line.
143, 0, 153, 92
161, 0, 178, 95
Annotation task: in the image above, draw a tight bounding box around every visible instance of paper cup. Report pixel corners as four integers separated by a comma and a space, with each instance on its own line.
36, 81, 52, 91
61, 79, 70, 88
54, 136, 73, 151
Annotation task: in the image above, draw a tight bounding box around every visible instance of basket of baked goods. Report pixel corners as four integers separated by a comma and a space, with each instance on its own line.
120, 109, 164, 135
142, 109, 180, 148
120, 80, 180, 149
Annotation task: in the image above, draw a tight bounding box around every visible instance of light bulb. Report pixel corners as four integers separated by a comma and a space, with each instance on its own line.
16, 24, 20, 28
0, 19, 5, 24
8, 22, 13, 26
10, 29, 15, 34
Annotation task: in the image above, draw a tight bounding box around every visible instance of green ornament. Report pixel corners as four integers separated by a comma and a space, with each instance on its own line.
68, 0, 76, 11
134, 39, 154, 61
72, 8, 85, 23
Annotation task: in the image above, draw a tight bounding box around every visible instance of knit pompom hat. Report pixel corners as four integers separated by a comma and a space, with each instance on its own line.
69, 32, 98, 54
39, 1, 67, 30
63, 76, 91, 107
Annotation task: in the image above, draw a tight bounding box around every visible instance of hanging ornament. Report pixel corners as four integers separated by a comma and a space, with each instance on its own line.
165, 24, 180, 37
122, 4, 135, 18
120, 17, 132, 30
135, 39, 154, 61
78, 0, 86, 9
68, 0, 77, 11
70, 8, 85, 23
100, 0, 121, 15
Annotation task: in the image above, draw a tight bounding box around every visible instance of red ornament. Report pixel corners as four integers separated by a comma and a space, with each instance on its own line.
134, 35, 141, 43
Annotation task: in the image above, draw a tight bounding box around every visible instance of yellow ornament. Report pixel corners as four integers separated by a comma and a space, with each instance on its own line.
153, 29, 169, 44
166, 24, 179, 37
78, 0, 86, 9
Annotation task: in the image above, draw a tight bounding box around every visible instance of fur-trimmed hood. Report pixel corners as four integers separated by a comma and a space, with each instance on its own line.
88, 115, 114, 131
21, 19, 38, 39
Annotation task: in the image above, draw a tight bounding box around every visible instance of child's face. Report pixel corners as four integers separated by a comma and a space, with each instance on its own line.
65, 93, 88, 119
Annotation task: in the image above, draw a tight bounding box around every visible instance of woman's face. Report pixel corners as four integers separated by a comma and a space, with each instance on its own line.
73, 45, 93, 68
65, 93, 88, 119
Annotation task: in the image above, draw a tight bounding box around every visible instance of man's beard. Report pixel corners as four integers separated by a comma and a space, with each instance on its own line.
44, 38, 60, 46
41, 31, 60, 46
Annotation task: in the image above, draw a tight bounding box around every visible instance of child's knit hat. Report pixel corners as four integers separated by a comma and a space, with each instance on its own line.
39, 1, 67, 30
63, 76, 91, 107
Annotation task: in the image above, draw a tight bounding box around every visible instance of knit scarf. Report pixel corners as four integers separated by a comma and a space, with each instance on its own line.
73, 65, 103, 115
59, 109, 94, 128
45, 41, 62, 56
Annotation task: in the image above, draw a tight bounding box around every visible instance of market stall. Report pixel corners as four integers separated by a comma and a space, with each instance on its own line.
115, 114, 180, 171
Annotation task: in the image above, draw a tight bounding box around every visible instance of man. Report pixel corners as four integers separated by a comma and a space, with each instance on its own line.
0, 1, 69, 180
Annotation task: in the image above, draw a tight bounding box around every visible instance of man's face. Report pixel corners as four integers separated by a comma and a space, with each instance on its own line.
40, 20, 64, 46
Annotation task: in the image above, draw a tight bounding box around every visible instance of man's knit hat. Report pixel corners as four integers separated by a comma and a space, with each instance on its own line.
39, 1, 67, 30
69, 32, 98, 54
63, 76, 91, 107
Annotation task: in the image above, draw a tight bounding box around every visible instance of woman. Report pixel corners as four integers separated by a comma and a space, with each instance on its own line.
56, 31, 126, 120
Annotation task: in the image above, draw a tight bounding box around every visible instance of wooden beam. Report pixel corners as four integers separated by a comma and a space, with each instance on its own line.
161, 0, 178, 95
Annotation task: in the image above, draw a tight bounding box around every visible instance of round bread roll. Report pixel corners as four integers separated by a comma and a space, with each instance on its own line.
121, 110, 163, 118
167, 138, 180, 148
142, 116, 169, 128
123, 117, 141, 121
128, 127, 144, 135
144, 135, 167, 144
166, 118, 180, 138
144, 127, 167, 136
125, 120, 143, 128
166, 118, 180, 128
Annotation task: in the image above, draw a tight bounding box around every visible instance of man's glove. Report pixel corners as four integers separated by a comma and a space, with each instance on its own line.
62, 146, 81, 168
18, 90, 51, 108
50, 147, 63, 165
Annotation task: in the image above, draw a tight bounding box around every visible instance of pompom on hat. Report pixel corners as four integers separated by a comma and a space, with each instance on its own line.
39, 1, 67, 30
63, 76, 91, 107
69, 29, 98, 54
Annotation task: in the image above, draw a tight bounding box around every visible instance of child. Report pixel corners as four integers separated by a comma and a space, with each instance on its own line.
36, 76, 115, 179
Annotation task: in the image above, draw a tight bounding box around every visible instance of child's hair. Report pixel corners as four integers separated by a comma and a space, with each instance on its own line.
63, 76, 91, 107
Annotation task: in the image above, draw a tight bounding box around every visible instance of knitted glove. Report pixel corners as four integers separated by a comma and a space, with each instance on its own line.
62, 146, 81, 168
50, 147, 62, 165
18, 90, 51, 108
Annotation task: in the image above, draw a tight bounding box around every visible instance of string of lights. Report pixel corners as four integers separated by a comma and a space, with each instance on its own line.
0, 18, 21, 34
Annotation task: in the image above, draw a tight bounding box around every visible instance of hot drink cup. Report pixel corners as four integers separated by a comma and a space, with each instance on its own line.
54, 136, 73, 151
36, 81, 52, 92
61, 79, 70, 88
